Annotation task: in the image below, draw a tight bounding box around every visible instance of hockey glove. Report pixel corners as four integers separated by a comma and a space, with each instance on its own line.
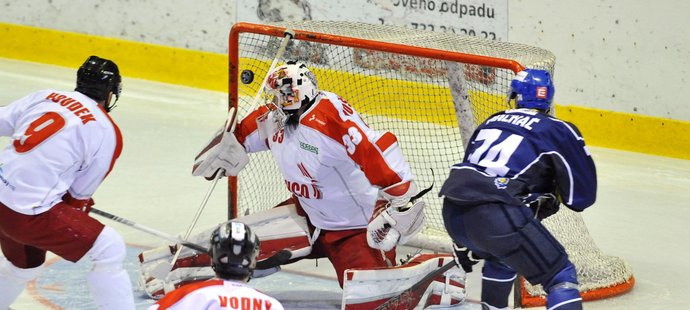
367, 181, 426, 251
62, 192, 94, 213
192, 108, 249, 180
523, 192, 561, 220
452, 242, 481, 273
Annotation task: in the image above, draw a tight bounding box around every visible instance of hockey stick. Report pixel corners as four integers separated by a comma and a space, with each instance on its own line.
158, 169, 225, 278
89, 207, 208, 253
255, 249, 293, 270
246, 28, 295, 113
374, 260, 456, 310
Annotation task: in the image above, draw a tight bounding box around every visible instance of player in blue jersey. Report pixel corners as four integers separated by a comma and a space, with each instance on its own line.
440, 69, 596, 310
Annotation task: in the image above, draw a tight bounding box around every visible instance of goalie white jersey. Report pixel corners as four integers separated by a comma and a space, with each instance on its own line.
235, 91, 413, 230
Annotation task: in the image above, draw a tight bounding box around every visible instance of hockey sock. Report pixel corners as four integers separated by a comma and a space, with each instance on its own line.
480, 261, 516, 308
544, 263, 582, 310
0, 257, 43, 309
86, 227, 134, 309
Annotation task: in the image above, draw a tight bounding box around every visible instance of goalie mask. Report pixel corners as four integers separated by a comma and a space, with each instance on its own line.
209, 221, 260, 279
265, 61, 318, 113
508, 68, 554, 112
75, 55, 122, 112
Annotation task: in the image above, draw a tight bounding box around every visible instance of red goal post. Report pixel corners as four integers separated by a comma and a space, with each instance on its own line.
226, 21, 633, 307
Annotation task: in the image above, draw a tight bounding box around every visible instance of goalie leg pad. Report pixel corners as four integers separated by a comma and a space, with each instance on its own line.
138, 204, 313, 298
342, 254, 465, 309
237, 204, 313, 260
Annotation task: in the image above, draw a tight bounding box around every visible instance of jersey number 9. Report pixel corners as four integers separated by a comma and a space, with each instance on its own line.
14, 112, 66, 153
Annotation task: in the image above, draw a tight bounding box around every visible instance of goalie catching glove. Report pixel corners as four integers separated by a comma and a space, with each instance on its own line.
367, 180, 426, 251
192, 107, 249, 179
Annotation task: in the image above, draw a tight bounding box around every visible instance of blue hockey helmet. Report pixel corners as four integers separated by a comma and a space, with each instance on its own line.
508, 69, 554, 111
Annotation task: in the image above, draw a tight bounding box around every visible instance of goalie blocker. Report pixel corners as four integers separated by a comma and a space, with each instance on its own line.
139, 204, 312, 299
192, 107, 249, 180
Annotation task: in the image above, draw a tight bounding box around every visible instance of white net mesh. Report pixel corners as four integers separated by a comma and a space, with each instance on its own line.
228, 21, 632, 302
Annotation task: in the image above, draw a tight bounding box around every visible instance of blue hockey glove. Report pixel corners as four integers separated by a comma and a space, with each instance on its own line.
523, 193, 561, 220
452, 242, 481, 273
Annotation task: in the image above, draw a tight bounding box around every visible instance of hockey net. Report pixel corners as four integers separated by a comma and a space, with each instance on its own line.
226, 21, 633, 307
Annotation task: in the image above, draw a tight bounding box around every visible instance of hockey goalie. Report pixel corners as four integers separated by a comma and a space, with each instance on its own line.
139, 61, 466, 308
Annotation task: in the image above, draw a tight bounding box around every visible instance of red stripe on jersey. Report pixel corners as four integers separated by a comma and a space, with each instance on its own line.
297, 162, 313, 179
97, 105, 123, 178
375, 132, 397, 153
235, 106, 270, 145
155, 279, 224, 309
300, 98, 402, 188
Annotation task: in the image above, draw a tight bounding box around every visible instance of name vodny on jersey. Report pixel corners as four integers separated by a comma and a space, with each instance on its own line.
217, 295, 274, 309
485, 113, 541, 130
46, 93, 96, 124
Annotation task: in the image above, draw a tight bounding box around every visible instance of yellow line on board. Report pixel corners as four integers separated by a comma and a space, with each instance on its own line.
555, 105, 690, 160
0, 22, 227, 91
1, 22, 688, 160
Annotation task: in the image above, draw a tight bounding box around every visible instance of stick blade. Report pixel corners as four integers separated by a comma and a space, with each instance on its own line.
256, 249, 292, 270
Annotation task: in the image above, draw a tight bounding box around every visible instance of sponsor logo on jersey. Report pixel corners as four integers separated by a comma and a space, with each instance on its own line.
494, 177, 509, 189
0, 164, 16, 191
286, 163, 323, 199
308, 113, 325, 126
285, 180, 322, 199
299, 141, 318, 154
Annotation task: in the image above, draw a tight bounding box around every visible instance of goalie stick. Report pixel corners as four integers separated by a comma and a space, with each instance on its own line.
89, 207, 208, 253
167, 169, 224, 274
90, 207, 291, 273
374, 260, 456, 310
246, 28, 295, 113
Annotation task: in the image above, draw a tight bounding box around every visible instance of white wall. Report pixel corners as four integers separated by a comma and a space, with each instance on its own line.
1, 0, 687, 121
509, 1, 689, 120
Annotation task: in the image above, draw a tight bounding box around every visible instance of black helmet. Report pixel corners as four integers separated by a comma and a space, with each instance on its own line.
75, 55, 122, 112
209, 221, 260, 279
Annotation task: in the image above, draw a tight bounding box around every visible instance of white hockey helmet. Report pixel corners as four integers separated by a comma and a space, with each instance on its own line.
265, 61, 318, 111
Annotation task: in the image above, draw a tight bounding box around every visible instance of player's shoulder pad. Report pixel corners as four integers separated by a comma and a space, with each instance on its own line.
300, 91, 359, 128
550, 117, 586, 140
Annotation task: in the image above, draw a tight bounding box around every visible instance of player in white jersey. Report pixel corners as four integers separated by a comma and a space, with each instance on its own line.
193, 61, 427, 287
0, 56, 134, 309
149, 221, 283, 310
